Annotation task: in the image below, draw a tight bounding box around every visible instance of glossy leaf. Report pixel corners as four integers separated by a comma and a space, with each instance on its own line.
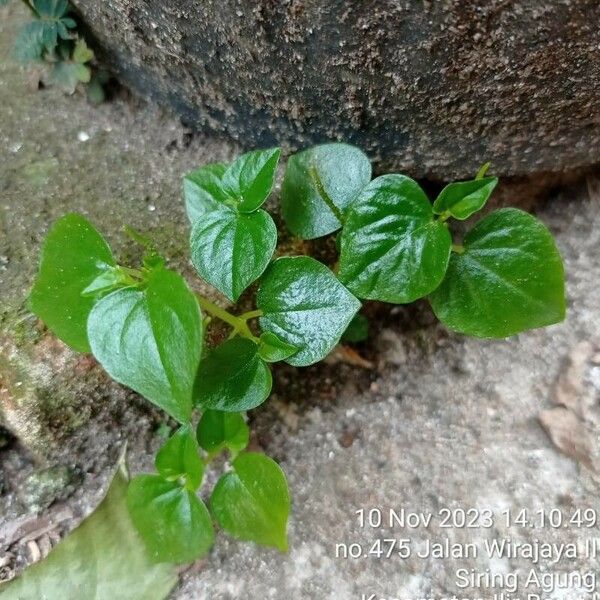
194, 338, 272, 412
338, 174, 452, 303
155, 425, 203, 491
190, 208, 277, 301
433, 176, 498, 220
429, 208, 566, 337
281, 143, 372, 239
211, 453, 290, 551
87, 267, 202, 423
257, 256, 361, 366
30, 213, 116, 353
0, 464, 177, 600
127, 475, 214, 564
197, 410, 249, 456
80, 265, 124, 297
183, 163, 229, 223
221, 148, 280, 213
258, 331, 298, 363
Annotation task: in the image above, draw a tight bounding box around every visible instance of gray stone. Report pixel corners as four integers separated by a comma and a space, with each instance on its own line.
70, 0, 600, 178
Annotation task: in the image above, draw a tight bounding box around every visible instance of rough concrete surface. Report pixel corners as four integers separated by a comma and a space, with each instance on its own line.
1, 4, 600, 599
68, 0, 600, 179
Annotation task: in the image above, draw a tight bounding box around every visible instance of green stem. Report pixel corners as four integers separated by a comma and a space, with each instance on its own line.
116, 265, 147, 287
475, 162, 491, 180
452, 244, 465, 254
123, 225, 154, 249
309, 163, 344, 224
239, 309, 263, 320
195, 295, 259, 342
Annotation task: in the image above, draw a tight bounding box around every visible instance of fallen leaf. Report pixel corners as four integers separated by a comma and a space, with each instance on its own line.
0, 462, 177, 599
553, 341, 594, 414
539, 407, 594, 471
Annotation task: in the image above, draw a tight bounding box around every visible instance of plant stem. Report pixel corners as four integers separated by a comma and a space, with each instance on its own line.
195, 295, 259, 342
475, 162, 491, 180
239, 309, 263, 320
309, 163, 344, 224
452, 243, 465, 254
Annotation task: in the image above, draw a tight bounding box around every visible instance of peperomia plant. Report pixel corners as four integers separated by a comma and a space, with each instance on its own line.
29, 143, 565, 564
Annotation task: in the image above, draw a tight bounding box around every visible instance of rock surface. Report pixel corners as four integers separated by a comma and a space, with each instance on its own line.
70, 0, 600, 178
1, 4, 600, 598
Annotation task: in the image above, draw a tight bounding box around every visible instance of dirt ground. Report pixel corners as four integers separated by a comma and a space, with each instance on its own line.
1, 4, 599, 599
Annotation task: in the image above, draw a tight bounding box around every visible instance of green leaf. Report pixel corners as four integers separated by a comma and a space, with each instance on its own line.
190, 208, 277, 301
258, 331, 298, 363
341, 313, 369, 343
211, 453, 290, 551
50, 60, 91, 94
429, 208, 566, 337
13, 22, 46, 62
87, 267, 202, 423
197, 410, 249, 456
34, 0, 70, 18
72, 38, 94, 63
127, 475, 214, 564
338, 174, 452, 303
183, 163, 229, 223
0, 464, 177, 600
13, 0, 75, 63
194, 338, 272, 412
432, 176, 498, 221
257, 256, 361, 366
155, 425, 203, 491
30, 213, 116, 353
221, 148, 280, 213
281, 143, 371, 239
80, 265, 124, 297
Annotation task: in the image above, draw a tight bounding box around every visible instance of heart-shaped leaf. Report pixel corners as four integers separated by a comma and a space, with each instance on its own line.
210, 453, 290, 551
433, 176, 498, 221
194, 338, 272, 412
127, 475, 214, 564
87, 267, 202, 423
197, 410, 249, 456
281, 143, 371, 239
155, 425, 204, 491
429, 208, 566, 337
221, 148, 280, 213
30, 213, 116, 353
338, 175, 452, 303
183, 163, 229, 223
257, 256, 361, 366
190, 208, 277, 301
0, 463, 177, 599
258, 331, 298, 363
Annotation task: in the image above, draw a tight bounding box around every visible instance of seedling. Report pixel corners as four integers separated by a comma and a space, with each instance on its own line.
30, 143, 565, 563
7, 0, 104, 99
